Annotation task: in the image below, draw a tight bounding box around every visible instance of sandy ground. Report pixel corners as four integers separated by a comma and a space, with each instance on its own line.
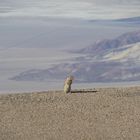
0, 87, 140, 140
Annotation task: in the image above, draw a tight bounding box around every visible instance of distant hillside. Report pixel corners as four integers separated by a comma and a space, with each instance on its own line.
77, 30, 140, 54
115, 16, 140, 23
11, 31, 140, 83
89, 17, 140, 24
103, 42, 140, 61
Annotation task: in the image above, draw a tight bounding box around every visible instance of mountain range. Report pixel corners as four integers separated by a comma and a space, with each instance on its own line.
77, 30, 140, 54
11, 30, 140, 83
115, 16, 140, 23
89, 16, 140, 24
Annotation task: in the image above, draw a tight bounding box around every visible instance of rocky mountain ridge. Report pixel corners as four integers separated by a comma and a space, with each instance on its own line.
11, 30, 140, 82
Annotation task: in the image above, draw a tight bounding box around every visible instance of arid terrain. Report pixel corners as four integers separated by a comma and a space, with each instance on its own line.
0, 87, 140, 140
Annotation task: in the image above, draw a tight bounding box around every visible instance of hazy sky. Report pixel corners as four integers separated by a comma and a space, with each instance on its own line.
0, 0, 140, 19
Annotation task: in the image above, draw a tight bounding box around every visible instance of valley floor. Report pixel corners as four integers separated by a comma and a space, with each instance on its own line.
0, 87, 140, 140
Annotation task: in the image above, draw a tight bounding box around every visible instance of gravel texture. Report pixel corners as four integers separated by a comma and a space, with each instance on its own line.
0, 87, 140, 140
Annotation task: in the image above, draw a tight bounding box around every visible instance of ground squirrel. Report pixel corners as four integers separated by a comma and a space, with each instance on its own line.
64, 76, 74, 93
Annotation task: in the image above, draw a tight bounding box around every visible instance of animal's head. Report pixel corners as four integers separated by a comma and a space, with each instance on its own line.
67, 75, 74, 81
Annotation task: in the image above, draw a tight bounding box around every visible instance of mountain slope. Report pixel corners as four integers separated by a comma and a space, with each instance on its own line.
11, 31, 140, 83
104, 42, 140, 61
78, 30, 140, 55
115, 16, 140, 23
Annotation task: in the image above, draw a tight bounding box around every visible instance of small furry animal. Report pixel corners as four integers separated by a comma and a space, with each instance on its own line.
64, 76, 74, 93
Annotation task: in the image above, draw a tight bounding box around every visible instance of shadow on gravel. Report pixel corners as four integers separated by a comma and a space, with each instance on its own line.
71, 90, 98, 93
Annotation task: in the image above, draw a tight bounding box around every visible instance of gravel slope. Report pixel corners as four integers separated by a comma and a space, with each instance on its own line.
0, 87, 140, 140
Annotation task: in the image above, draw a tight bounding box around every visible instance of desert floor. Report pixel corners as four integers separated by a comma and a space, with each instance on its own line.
0, 87, 140, 140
